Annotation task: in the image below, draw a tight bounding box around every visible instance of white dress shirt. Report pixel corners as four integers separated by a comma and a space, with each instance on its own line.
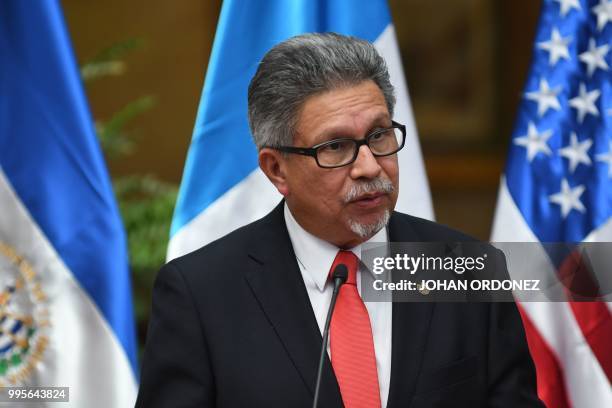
284, 203, 392, 407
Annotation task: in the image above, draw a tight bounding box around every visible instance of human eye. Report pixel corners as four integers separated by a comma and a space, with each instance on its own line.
371, 132, 385, 141
319, 139, 352, 153
316, 139, 355, 167
369, 129, 392, 142
326, 140, 343, 151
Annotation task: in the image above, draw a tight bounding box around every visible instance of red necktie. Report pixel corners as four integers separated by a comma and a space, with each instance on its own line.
329, 250, 381, 408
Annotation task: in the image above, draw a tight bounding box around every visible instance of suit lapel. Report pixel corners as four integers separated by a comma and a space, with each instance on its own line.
244, 203, 343, 407
386, 213, 436, 408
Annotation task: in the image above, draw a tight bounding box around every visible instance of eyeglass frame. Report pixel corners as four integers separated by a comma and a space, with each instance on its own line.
264, 120, 406, 169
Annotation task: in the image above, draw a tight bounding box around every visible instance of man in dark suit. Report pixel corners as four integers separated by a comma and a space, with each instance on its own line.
136, 33, 542, 407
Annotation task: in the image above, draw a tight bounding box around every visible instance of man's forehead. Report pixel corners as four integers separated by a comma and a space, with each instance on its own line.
294, 82, 390, 142
315, 112, 390, 134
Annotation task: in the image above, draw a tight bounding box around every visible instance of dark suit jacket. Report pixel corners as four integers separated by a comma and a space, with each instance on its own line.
136, 203, 543, 407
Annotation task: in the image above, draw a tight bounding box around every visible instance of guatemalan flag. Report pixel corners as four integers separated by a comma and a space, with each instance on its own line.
168, 0, 433, 260
0, 1, 138, 406
491, 0, 612, 406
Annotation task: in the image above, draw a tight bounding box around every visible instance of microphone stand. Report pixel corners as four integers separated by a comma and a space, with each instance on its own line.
312, 264, 348, 408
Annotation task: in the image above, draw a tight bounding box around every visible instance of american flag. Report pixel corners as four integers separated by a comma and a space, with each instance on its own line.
491, 0, 612, 406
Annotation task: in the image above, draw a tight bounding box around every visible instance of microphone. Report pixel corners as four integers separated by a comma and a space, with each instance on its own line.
312, 263, 349, 408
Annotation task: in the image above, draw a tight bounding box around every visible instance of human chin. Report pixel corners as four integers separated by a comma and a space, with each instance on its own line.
347, 208, 390, 240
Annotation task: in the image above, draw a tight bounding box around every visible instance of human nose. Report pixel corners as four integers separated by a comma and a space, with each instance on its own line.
349, 144, 382, 179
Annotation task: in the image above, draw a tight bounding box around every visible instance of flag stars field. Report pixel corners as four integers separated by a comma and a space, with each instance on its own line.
569, 83, 601, 123
525, 79, 562, 117
549, 178, 587, 218
537, 27, 572, 66
509, 0, 612, 230
559, 133, 593, 173
578, 38, 610, 77
514, 122, 553, 161
554, 0, 582, 17
592, 0, 612, 31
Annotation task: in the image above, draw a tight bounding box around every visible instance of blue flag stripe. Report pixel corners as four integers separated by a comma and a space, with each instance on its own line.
0, 0, 137, 376
171, 0, 391, 236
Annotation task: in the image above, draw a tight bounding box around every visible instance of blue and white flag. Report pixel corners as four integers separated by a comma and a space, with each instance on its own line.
0, 1, 138, 405
491, 0, 612, 406
168, 0, 433, 260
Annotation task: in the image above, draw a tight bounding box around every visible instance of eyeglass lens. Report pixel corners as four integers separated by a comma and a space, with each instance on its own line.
316, 128, 403, 167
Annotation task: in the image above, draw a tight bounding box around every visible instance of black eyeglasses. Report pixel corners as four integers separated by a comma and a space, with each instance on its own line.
266, 121, 406, 168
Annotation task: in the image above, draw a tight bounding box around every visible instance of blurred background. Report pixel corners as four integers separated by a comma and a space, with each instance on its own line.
61, 0, 541, 350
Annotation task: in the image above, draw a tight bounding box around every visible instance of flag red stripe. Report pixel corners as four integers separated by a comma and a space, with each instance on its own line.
557, 250, 612, 383
568, 301, 612, 384
518, 305, 572, 408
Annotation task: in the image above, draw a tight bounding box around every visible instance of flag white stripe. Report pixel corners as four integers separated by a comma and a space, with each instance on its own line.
491, 178, 612, 407
584, 217, 612, 313
373, 25, 433, 220
167, 168, 280, 260
0, 169, 137, 407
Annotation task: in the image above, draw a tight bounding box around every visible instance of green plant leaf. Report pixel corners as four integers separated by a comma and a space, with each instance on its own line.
81, 61, 126, 81
97, 96, 157, 158
80, 38, 144, 82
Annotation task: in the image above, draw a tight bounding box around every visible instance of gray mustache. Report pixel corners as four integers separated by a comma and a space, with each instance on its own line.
344, 178, 395, 203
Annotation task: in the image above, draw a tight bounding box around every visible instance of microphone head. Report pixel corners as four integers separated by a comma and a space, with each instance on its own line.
332, 264, 348, 283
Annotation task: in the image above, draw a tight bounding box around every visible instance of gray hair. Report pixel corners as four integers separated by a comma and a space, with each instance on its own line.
248, 32, 396, 149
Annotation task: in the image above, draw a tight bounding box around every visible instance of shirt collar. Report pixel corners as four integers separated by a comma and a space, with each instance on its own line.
284, 202, 388, 292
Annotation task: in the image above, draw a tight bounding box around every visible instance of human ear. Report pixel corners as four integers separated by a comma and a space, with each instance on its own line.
258, 148, 290, 196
